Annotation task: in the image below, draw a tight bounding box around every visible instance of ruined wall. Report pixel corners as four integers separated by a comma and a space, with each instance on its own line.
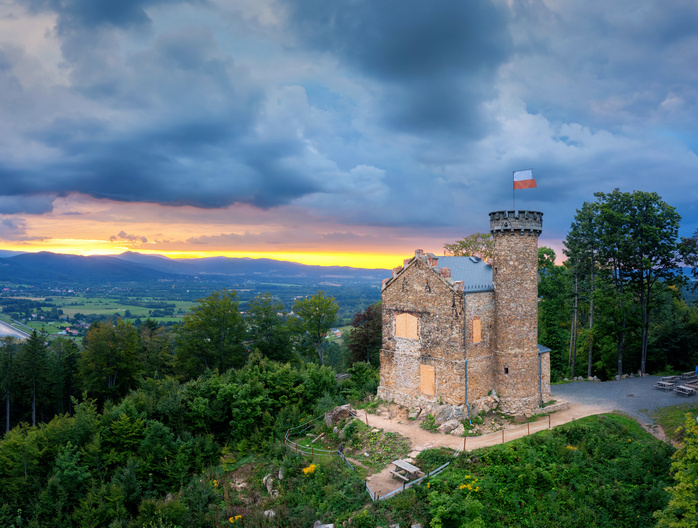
463, 291, 494, 403
378, 257, 467, 407
490, 210, 545, 415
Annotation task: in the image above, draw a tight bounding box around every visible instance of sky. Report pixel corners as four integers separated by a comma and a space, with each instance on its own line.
1, 0, 697, 269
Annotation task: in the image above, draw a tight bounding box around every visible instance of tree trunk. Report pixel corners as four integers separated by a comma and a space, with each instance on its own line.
5, 397, 9, 433
32, 378, 36, 427
569, 274, 578, 377
587, 266, 594, 378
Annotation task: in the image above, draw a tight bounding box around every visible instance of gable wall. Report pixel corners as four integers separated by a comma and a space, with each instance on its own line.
379, 259, 475, 406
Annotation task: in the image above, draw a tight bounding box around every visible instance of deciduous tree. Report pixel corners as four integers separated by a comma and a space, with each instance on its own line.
79, 319, 140, 403
247, 293, 293, 362
290, 291, 339, 365
175, 290, 246, 377
443, 233, 494, 260
654, 413, 698, 527
346, 302, 382, 367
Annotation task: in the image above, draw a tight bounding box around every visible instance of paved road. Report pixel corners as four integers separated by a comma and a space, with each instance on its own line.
0, 319, 30, 339
552, 375, 696, 424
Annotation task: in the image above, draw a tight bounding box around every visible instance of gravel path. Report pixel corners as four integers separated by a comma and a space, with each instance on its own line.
551, 375, 695, 425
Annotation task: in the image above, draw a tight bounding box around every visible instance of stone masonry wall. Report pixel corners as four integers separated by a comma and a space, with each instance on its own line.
463, 291, 494, 403
490, 210, 546, 415
378, 257, 469, 407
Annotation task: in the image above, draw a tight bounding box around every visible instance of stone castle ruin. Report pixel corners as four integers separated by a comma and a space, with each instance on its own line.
377, 210, 551, 417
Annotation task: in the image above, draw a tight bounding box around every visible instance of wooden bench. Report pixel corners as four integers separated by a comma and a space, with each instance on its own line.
388, 468, 409, 482
674, 385, 697, 397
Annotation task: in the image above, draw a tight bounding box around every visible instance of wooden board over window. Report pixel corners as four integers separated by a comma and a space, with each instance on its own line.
395, 313, 419, 340
473, 316, 482, 344
420, 364, 435, 396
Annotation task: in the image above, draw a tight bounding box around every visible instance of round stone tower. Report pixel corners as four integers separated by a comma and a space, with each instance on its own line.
489, 210, 543, 415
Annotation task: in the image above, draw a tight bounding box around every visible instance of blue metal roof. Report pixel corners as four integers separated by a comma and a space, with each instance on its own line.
433, 255, 493, 292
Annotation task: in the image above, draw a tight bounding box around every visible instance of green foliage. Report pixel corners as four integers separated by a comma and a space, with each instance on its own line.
175, 290, 247, 377
79, 319, 140, 403
340, 362, 379, 402
16, 330, 51, 426
651, 404, 698, 444
428, 492, 485, 528
246, 293, 293, 362
350, 428, 410, 468
290, 291, 339, 365
139, 322, 175, 380
654, 413, 698, 527
443, 233, 494, 260
415, 447, 455, 473
346, 303, 382, 367
421, 414, 438, 432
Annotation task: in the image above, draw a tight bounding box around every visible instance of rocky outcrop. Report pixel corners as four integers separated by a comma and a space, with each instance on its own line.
324, 404, 355, 427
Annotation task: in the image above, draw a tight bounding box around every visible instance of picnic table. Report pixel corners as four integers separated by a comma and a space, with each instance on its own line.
674, 385, 697, 397
661, 376, 678, 381
679, 372, 696, 380
389, 459, 422, 482
654, 381, 675, 391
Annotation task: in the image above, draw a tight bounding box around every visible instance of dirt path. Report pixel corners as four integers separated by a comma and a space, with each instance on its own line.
363, 402, 611, 497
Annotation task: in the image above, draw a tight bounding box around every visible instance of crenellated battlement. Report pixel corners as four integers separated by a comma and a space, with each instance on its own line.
489, 210, 543, 235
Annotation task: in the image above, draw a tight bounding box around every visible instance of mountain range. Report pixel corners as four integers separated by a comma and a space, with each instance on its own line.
0, 251, 390, 285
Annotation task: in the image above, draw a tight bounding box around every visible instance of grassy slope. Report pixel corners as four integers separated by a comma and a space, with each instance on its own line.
263, 413, 674, 528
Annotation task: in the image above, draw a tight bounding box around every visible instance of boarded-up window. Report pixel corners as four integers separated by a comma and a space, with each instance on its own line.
473, 316, 482, 344
420, 364, 435, 396
395, 313, 419, 340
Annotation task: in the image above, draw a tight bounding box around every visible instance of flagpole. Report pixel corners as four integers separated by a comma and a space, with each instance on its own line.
512, 171, 515, 211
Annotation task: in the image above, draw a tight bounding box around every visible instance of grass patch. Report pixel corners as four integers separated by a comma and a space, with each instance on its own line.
347, 423, 411, 470
650, 403, 698, 443
420, 414, 438, 432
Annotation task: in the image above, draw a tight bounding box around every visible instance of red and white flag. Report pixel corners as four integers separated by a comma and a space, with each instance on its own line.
513, 169, 536, 190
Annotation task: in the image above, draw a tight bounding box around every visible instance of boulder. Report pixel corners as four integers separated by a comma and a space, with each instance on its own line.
452, 423, 465, 436
437, 419, 460, 434
313, 522, 335, 528
263, 473, 278, 498
434, 405, 453, 425
264, 510, 276, 518
324, 404, 354, 427
408, 407, 421, 420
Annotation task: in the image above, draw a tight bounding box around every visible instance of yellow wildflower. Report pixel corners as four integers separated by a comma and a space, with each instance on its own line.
303, 464, 317, 475
213, 479, 219, 488
566, 445, 578, 451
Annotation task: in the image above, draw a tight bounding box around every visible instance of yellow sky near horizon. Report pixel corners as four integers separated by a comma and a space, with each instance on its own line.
1, 194, 567, 268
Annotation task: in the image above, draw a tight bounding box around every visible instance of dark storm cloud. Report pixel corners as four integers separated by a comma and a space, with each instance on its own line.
26, 0, 201, 32
0, 20, 325, 212
285, 0, 512, 137
0, 218, 47, 241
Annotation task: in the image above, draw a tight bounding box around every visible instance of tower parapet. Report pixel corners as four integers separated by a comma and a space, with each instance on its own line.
489, 210, 543, 235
